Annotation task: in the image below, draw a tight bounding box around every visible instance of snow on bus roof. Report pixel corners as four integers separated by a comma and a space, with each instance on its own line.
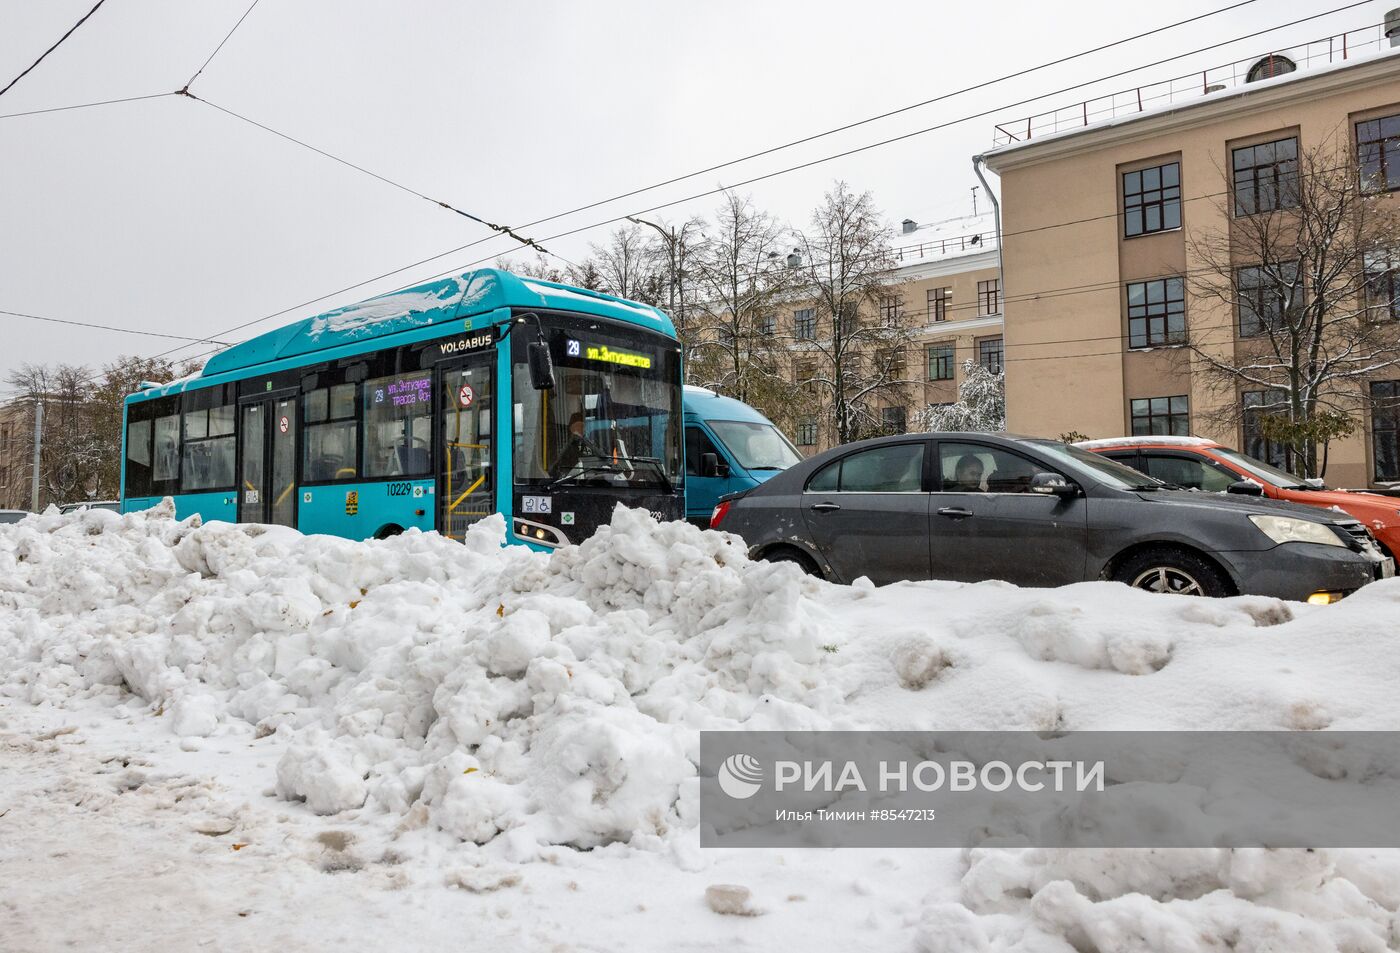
191, 269, 673, 382
1075, 435, 1218, 450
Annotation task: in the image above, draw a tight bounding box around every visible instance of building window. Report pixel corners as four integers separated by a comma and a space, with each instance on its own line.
1130, 395, 1190, 436
881, 405, 907, 433
880, 295, 903, 325
978, 337, 1003, 373
796, 418, 818, 447
927, 343, 955, 381
1365, 249, 1400, 322
1358, 114, 1400, 193
1373, 381, 1400, 482
1238, 263, 1299, 337
875, 347, 905, 377
1232, 137, 1298, 215
794, 308, 815, 340
928, 287, 951, 322
836, 302, 859, 336
758, 313, 776, 335
977, 279, 1000, 316
795, 360, 818, 395
1242, 389, 1293, 471
1122, 162, 1181, 237
1126, 277, 1187, 348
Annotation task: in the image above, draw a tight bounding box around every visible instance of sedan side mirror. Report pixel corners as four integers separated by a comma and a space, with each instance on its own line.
700, 452, 729, 478
527, 341, 555, 390
1226, 480, 1264, 496
1030, 472, 1079, 497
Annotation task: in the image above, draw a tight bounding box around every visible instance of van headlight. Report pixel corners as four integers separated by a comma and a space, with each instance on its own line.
1249, 514, 1345, 548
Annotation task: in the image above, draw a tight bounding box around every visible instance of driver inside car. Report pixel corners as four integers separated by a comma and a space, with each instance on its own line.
946, 453, 987, 492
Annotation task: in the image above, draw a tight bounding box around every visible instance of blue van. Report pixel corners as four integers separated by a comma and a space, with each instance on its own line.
683, 385, 803, 527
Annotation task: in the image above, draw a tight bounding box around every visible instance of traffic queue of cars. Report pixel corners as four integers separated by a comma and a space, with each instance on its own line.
710, 431, 1395, 603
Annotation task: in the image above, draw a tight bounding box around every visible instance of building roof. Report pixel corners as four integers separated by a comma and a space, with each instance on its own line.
984, 40, 1400, 171
198, 268, 673, 379
891, 210, 998, 269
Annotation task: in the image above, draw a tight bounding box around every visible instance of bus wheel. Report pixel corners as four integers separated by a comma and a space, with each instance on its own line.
374, 524, 404, 540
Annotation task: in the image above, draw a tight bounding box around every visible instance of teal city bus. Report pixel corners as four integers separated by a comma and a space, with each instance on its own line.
120, 269, 684, 548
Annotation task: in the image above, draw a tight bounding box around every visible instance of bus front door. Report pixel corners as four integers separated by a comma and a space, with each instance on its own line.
238, 397, 298, 527
438, 355, 494, 541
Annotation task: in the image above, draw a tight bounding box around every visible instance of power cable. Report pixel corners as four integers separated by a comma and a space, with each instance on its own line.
183, 0, 262, 92
187, 92, 558, 258
0, 91, 175, 121
0, 0, 109, 99
0, 308, 232, 344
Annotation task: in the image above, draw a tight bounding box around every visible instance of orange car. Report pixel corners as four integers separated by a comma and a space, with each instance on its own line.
1078, 436, 1400, 559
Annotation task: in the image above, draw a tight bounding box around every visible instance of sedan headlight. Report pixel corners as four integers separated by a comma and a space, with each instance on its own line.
1249, 514, 1346, 548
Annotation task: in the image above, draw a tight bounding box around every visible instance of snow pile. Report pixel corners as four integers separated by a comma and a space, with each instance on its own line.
4, 503, 1400, 949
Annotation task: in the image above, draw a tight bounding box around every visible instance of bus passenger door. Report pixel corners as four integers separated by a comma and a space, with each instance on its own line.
438, 355, 494, 541
238, 396, 298, 528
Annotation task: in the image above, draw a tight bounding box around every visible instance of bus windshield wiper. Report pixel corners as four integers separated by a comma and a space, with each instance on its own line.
625, 455, 674, 494
549, 461, 624, 487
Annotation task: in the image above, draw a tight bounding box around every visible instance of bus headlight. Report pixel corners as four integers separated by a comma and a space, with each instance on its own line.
1248, 514, 1345, 548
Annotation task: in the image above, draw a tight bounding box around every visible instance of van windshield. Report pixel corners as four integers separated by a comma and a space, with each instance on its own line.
708, 420, 802, 471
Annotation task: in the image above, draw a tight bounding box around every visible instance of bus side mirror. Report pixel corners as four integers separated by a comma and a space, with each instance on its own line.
527, 341, 555, 390
700, 452, 727, 478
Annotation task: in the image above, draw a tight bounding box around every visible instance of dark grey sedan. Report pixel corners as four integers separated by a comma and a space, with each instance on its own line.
710, 433, 1392, 601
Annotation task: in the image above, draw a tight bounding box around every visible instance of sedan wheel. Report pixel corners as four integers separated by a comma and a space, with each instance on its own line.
1111, 546, 1230, 598
1130, 566, 1204, 596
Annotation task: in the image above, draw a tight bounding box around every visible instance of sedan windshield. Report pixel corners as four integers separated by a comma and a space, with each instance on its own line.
708, 420, 802, 471
1213, 447, 1318, 489
1027, 439, 1168, 490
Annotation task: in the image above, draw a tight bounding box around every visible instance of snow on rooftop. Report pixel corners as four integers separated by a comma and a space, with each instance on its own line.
5, 504, 1400, 947
988, 33, 1400, 157
891, 210, 998, 266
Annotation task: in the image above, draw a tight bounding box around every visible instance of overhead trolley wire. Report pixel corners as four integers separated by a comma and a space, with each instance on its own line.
0, 0, 109, 99
153, 1, 1366, 361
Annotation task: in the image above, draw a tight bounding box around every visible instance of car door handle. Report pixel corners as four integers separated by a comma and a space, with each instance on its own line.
810, 501, 842, 513
937, 506, 973, 519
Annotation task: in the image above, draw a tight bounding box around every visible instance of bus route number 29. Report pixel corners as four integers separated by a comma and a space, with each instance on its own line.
386, 482, 412, 497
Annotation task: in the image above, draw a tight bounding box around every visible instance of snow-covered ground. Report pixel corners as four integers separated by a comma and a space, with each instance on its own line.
3, 503, 1400, 951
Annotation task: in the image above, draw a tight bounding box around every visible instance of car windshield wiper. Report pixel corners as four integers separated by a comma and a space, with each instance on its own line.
747, 465, 785, 471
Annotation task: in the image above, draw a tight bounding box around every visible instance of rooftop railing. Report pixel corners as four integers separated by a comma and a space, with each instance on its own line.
992, 23, 1391, 147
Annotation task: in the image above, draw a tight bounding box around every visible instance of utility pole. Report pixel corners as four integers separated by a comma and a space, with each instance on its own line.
627, 216, 689, 340
29, 399, 42, 512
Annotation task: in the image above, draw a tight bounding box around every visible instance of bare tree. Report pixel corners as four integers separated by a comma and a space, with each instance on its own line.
688, 191, 800, 421
585, 223, 665, 305
793, 182, 912, 445
5, 363, 102, 506
494, 253, 568, 283
1187, 133, 1400, 477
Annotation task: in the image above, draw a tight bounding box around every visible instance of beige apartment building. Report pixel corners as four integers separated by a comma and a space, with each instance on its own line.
984, 36, 1400, 488
0, 400, 32, 510
778, 213, 1005, 455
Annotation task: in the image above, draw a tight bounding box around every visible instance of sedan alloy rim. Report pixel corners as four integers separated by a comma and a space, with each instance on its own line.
1130, 566, 1204, 595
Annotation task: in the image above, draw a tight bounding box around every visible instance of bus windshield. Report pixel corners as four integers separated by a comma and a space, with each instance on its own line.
512, 314, 682, 490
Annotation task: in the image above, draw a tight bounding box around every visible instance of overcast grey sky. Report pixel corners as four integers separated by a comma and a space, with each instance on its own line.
0, 0, 1379, 387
